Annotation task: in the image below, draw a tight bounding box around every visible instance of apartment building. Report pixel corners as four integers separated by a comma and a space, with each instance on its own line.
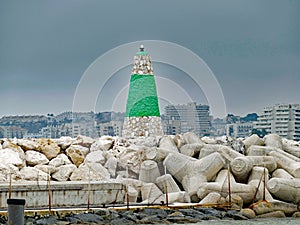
255, 104, 300, 141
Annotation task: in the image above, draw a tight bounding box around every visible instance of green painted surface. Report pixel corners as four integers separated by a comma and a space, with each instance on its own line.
136, 51, 148, 55
125, 74, 160, 117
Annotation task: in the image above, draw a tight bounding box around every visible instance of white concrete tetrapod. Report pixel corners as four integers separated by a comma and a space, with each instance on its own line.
243, 134, 264, 151
155, 174, 181, 193
264, 134, 283, 149
272, 169, 294, 179
268, 151, 300, 178
164, 152, 225, 200
197, 182, 256, 205
268, 178, 300, 204
139, 160, 161, 183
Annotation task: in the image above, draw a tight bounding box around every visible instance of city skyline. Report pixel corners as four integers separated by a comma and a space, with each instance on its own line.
1, 1, 300, 118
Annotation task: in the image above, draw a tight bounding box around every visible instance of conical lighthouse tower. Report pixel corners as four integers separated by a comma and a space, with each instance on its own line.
122, 45, 164, 138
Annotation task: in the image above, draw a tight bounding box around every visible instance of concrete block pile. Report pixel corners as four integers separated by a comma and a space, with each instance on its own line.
1, 132, 300, 217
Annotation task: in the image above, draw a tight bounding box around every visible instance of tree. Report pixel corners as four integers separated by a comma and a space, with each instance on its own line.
251, 128, 267, 138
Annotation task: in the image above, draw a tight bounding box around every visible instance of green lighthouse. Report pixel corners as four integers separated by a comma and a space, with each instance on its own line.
122, 45, 164, 137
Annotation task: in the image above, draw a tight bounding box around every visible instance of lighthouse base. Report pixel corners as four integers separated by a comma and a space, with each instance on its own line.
122, 116, 164, 138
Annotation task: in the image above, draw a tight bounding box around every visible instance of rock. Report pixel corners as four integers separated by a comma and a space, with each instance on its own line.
0, 163, 21, 181
54, 136, 75, 150
201, 136, 217, 144
140, 215, 164, 224
73, 135, 95, 148
90, 136, 113, 151
257, 210, 286, 218
116, 145, 146, 174
195, 207, 225, 219
52, 164, 77, 181
0, 148, 24, 168
134, 136, 158, 147
225, 210, 248, 220
292, 212, 300, 217
2, 140, 26, 161
49, 153, 72, 168
226, 194, 243, 210
84, 150, 106, 164
57, 153, 72, 164
139, 160, 160, 183
104, 156, 118, 178
66, 145, 89, 167
20, 167, 50, 181
35, 215, 61, 225
167, 211, 184, 217
16, 139, 39, 151
240, 208, 256, 219
25, 150, 49, 166
70, 163, 110, 181
252, 200, 298, 216
243, 134, 264, 150
173, 134, 186, 149
159, 136, 178, 152
34, 164, 57, 175
141, 208, 168, 218
71, 213, 104, 224
110, 218, 135, 225
35, 138, 61, 159
264, 134, 283, 149
178, 208, 205, 219
230, 139, 245, 154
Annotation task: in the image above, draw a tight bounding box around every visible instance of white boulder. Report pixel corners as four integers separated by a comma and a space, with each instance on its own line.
52, 164, 77, 181
84, 150, 106, 164
25, 150, 49, 166
54, 136, 75, 150
34, 164, 57, 175
49, 153, 72, 167
20, 167, 50, 181
16, 139, 39, 151
90, 137, 114, 152
73, 135, 95, 148
70, 163, 110, 181
0, 148, 24, 168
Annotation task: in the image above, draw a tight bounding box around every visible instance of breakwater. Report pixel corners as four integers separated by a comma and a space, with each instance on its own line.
1, 132, 300, 218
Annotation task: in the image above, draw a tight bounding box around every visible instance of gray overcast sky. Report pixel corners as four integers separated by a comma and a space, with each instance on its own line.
1, 0, 300, 118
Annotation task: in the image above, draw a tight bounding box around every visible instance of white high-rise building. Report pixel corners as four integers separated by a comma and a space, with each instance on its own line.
255, 104, 300, 141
